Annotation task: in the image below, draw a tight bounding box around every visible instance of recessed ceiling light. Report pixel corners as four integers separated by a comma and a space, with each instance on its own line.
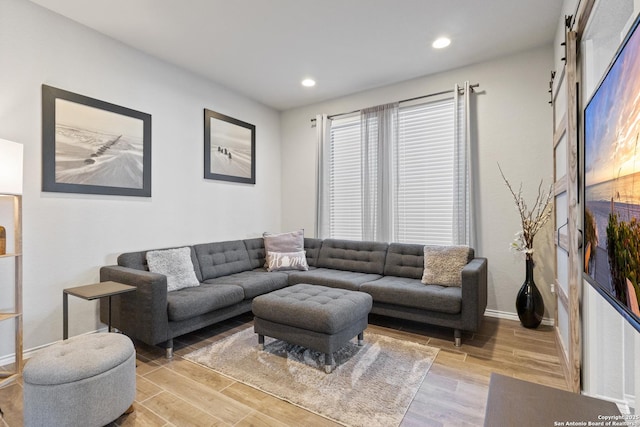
432, 37, 451, 49
301, 78, 316, 87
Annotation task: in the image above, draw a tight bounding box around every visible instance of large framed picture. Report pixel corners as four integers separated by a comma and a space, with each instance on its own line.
204, 109, 255, 184
42, 85, 152, 197
583, 12, 640, 331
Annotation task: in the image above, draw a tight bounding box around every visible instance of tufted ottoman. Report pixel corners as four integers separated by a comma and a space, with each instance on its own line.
252, 283, 373, 373
23, 333, 136, 427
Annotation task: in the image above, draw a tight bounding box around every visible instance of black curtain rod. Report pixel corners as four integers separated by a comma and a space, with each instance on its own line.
311, 83, 479, 123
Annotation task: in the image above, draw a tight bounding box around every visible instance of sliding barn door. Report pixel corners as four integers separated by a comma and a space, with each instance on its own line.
552, 29, 581, 393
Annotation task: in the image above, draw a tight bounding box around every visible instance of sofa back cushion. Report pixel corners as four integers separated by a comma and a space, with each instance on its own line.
383, 243, 425, 279
383, 243, 476, 279
194, 240, 252, 280
117, 246, 204, 282
317, 239, 388, 274
304, 237, 323, 267
243, 238, 265, 269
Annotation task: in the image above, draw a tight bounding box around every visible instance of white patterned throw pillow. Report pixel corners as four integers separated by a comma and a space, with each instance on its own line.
421, 245, 470, 287
263, 229, 305, 269
265, 251, 309, 272
146, 247, 200, 292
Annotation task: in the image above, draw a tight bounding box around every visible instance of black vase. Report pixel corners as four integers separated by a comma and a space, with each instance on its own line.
516, 257, 544, 328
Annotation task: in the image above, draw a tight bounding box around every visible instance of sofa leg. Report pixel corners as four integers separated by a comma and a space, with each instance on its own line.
454, 329, 462, 347
165, 339, 174, 359
325, 353, 334, 373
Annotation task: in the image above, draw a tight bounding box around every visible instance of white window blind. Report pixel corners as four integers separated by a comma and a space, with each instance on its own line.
326, 95, 462, 244
395, 99, 455, 244
329, 116, 362, 240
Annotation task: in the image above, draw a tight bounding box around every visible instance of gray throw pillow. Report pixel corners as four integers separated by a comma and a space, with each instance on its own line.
266, 250, 309, 272
146, 247, 200, 292
421, 245, 470, 287
263, 229, 304, 268
263, 229, 304, 253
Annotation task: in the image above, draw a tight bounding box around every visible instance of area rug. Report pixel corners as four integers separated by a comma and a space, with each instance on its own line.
184, 326, 438, 427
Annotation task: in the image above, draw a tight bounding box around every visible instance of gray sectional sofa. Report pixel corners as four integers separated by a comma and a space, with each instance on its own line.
100, 237, 487, 357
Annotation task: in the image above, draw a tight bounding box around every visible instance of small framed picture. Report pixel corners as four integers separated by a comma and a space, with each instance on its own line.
204, 109, 255, 184
42, 85, 152, 197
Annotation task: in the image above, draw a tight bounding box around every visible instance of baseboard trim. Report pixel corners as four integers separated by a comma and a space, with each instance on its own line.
0, 341, 49, 367
554, 325, 573, 391
3, 312, 556, 366
580, 391, 634, 415
484, 309, 555, 326
0, 327, 108, 367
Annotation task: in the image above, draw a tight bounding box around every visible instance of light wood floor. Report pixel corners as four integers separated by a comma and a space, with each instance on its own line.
0, 314, 568, 427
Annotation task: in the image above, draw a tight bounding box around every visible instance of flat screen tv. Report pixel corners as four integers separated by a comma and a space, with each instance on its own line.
584, 11, 640, 332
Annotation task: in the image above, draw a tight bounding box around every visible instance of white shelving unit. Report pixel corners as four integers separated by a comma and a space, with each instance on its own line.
0, 138, 23, 389
0, 194, 22, 388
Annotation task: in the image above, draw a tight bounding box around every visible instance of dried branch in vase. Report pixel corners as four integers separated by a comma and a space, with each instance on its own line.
498, 163, 554, 260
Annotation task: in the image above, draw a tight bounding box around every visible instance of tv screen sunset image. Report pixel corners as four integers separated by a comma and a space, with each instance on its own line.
584, 18, 640, 318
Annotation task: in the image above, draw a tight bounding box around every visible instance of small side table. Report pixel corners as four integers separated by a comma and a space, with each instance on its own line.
63, 281, 136, 339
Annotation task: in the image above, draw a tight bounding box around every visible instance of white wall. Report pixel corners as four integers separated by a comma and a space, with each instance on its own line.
280, 46, 555, 320
0, 0, 282, 357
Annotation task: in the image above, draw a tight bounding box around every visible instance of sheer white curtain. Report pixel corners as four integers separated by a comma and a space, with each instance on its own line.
452, 81, 475, 246
360, 103, 398, 241
315, 114, 331, 238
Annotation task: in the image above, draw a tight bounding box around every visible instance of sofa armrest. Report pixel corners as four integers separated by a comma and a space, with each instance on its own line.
460, 257, 488, 332
100, 265, 170, 346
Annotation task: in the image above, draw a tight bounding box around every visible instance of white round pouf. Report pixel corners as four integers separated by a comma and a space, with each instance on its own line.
23, 333, 136, 427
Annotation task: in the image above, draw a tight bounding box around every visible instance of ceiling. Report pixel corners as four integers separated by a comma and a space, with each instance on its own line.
29, 0, 563, 111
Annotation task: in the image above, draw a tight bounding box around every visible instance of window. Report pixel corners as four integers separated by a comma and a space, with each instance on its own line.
323, 90, 469, 245
328, 116, 362, 240
395, 99, 455, 244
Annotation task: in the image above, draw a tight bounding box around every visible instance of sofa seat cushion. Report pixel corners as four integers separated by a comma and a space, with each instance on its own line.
360, 276, 462, 314
288, 268, 382, 291
204, 270, 289, 299
166, 284, 244, 321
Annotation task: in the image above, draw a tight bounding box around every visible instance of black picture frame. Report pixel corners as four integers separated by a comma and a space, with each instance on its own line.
42, 85, 152, 197
204, 109, 255, 184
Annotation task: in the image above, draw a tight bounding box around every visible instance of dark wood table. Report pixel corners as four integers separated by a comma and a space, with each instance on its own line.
63, 281, 136, 339
484, 373, 623, 427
